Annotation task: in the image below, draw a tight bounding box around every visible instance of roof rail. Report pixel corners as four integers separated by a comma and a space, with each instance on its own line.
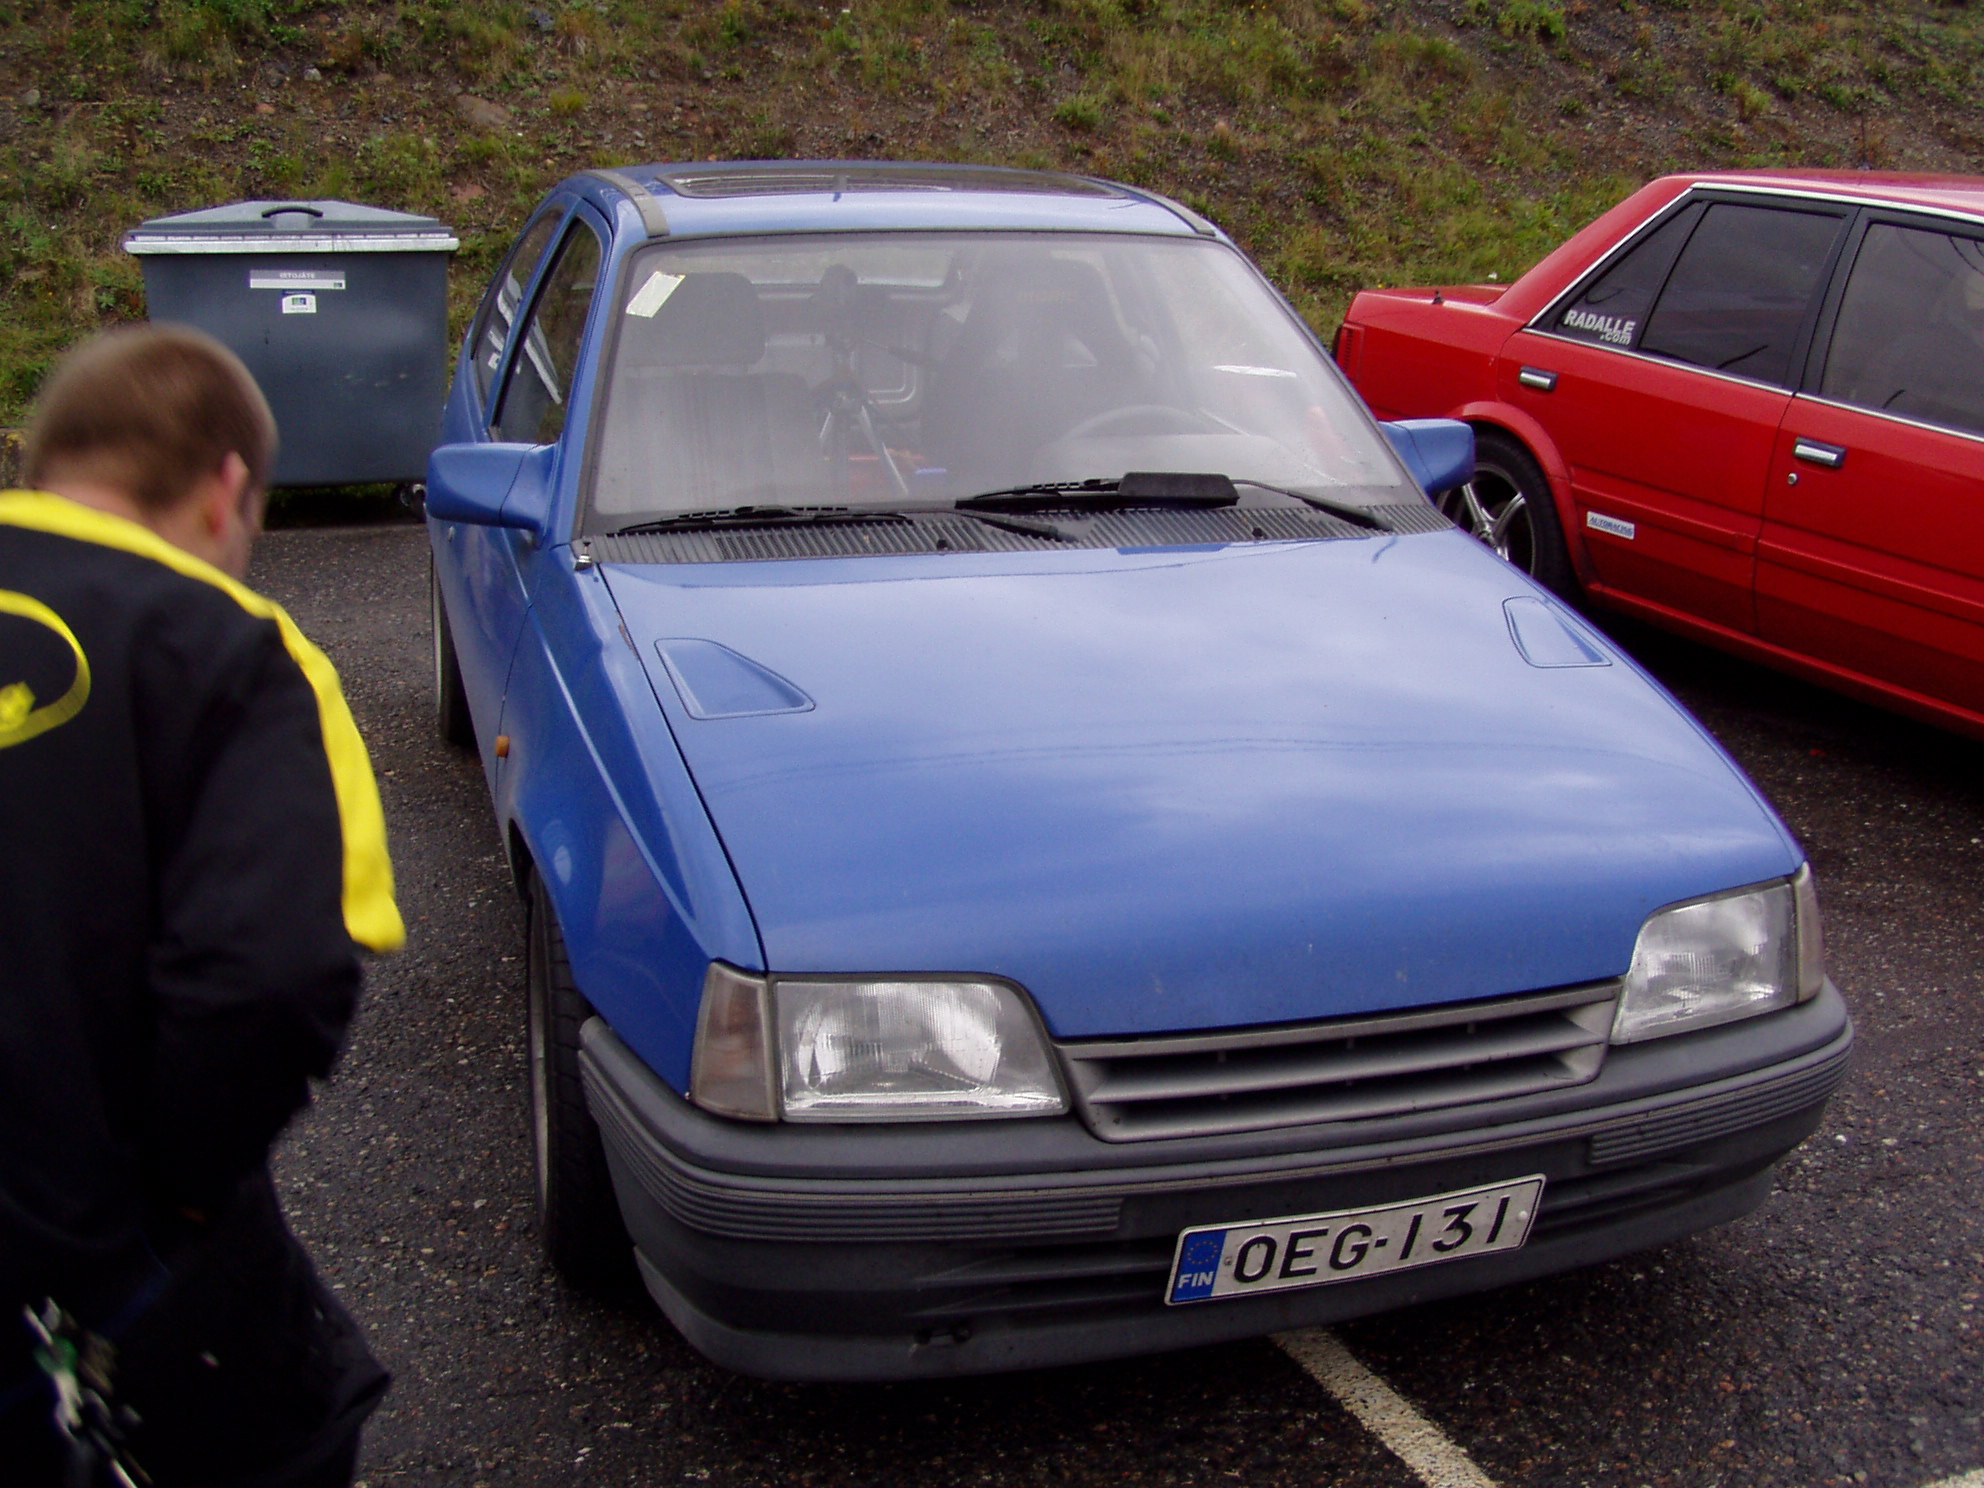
585, 169, 671, 239
1091, 178, 1219, 237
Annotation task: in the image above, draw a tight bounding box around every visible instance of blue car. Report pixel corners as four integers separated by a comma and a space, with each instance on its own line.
426, 161, 1851, 1381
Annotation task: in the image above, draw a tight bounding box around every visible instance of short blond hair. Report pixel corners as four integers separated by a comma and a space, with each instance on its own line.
24, 324, 277, 513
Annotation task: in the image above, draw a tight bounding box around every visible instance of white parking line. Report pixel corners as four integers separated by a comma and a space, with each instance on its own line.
1275, 1328, 1497, 1488
1278, 1327, 1980, 1488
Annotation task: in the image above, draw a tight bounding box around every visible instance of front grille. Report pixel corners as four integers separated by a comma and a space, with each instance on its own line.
1058, 983, 1620, 1142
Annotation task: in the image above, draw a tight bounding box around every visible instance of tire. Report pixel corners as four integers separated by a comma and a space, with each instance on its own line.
431, 558, 474, 749
1440, 430, 1578, 600
526, 872, 634, 1290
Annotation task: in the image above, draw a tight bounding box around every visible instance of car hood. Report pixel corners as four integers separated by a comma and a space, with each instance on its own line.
602, 534, 1799, 1039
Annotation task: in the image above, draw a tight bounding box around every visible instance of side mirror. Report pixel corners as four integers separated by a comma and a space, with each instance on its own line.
426, 443, 557, 541
1380, 419, 1475, 498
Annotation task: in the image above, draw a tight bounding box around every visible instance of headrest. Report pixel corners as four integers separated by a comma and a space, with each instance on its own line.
964, 255, 1127, 367
623, 271, 765, 367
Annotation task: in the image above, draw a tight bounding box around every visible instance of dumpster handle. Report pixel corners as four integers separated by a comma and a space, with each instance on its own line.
262, 205, 325, 222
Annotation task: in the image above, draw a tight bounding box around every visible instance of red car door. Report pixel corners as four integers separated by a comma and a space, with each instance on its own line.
1759, 217, 1984, 720
1505, 197, 1850, 637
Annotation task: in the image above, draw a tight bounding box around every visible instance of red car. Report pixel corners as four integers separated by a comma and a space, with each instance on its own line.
1337, 169, 1984, 739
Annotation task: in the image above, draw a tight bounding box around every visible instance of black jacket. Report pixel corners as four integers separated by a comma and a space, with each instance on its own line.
0, 490, 403, 1482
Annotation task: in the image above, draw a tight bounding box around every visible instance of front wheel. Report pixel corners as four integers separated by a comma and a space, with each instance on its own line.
526, 873, 633, 1290
1440, 430, 1578, 600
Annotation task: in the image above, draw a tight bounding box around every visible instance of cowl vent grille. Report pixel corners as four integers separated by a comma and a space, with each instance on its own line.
1058, 983, 1619, 1142
1366, 501, 1456, 535
581, 504, 1420, 565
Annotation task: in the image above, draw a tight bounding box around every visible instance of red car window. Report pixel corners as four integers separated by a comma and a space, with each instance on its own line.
1639, 203, 1843, 385
1821, 221, 1984, 436
1547, 203, 1702, 351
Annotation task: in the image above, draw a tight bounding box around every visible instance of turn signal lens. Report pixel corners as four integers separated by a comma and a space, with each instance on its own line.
1793, 864, 1825, 1002
690, 963, 776, 1121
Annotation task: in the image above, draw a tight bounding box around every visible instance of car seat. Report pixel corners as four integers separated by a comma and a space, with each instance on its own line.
595, 271, 822, 514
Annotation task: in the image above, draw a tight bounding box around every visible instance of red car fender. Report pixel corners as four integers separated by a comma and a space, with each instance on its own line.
1444, 401, 1598, 587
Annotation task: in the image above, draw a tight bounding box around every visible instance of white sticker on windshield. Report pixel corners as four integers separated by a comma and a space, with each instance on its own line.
625, 270, 685, 318
1214, 364, 1298, 378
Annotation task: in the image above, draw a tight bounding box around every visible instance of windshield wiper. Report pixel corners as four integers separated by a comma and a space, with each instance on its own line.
1231, 479, 1390, 531
955, 471, 1240, 513
612, 502, 1086, 546
612, 505, 885, 536
948, 508, 1080, 543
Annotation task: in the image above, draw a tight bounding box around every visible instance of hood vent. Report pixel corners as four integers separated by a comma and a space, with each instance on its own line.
1504, 597, 1613, 669
654, 638, 813, 719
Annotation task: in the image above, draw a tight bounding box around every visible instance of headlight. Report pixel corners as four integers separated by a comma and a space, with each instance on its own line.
1611, 865, 1824, 1044
779, 977, 1067, 1120
690, 967, 1068, 1121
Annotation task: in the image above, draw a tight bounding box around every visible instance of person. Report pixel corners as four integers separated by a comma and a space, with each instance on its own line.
0, 325, 405, 1486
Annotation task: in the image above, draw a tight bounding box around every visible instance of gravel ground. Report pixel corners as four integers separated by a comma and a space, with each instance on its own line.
251, 521, 1981, 1488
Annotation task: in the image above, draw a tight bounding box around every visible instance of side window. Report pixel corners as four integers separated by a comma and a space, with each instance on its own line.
494, 223, 603, 446
1638, 203, 1844, 385
469, 212, 563, 405
1548, 203, 1703, 350
1821, 222, 1984, 436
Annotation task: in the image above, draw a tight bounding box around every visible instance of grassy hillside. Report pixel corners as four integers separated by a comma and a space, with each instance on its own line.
5, 0, 1984, 426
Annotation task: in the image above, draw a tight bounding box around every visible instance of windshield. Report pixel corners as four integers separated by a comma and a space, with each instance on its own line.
586, 232, 1409, 523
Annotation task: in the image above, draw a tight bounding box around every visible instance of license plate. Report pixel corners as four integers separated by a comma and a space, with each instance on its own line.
1165, 1175, 1544, 1305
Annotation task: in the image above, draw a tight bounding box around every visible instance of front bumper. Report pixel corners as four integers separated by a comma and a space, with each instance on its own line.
579, 985, 1851, 1381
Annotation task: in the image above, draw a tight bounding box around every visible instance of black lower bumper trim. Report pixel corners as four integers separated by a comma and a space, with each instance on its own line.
628, 1164, 1780, 1381
579, 1000, 1850, 1380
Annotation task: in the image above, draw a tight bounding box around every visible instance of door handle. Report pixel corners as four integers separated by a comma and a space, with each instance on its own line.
1518, 367, 1559, 392
1792, 438, 1846, 469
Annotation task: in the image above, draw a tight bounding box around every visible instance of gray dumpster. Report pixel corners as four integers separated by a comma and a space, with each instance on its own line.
123, 201, 458, 487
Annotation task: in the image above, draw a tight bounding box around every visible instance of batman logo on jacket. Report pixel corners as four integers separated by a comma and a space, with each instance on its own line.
0, 591, 91, 749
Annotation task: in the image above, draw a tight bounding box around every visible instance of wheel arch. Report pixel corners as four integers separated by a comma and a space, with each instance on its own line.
507, 820, 537, 902
1448, 402, 1569, 495
1447, 402, 1592, 585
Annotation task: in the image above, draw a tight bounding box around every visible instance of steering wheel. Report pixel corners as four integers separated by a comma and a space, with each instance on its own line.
1061, 403, 1222, 440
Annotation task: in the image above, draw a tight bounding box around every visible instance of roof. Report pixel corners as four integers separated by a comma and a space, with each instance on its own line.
568, 160, 1221, 242
1670, 168, 1984, 221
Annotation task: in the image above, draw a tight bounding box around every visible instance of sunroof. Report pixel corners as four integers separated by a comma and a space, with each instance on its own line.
656, 164, 1120, 200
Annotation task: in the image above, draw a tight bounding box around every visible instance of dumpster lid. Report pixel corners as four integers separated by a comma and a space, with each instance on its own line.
123, 199, 460, 255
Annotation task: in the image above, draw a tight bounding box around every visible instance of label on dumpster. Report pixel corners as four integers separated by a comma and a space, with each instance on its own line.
249, 269, 347, 292
281, 293, 317, 315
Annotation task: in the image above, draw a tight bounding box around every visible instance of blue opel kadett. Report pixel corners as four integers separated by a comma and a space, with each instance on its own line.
425, 161, 1852, 1381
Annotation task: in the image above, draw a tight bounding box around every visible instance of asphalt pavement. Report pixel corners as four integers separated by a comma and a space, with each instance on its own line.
252, 520, 1982, 1488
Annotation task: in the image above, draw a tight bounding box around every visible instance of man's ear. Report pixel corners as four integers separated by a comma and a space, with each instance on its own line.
197, 452, 255, 537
